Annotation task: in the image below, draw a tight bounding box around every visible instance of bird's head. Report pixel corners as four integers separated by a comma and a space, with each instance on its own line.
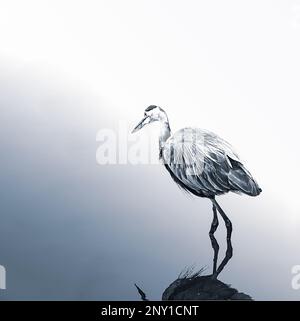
132, 105, 167, 133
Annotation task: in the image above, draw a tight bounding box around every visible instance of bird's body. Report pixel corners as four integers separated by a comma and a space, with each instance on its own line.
132, 105, 261, 261
161, 127, 261, 198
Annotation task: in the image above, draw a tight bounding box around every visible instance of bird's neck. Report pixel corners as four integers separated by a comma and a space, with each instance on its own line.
159, 121, 171, 150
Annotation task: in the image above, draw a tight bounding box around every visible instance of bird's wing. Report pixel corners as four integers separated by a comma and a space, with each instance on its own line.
161, 128, 240, 196
162, 128, 261, 196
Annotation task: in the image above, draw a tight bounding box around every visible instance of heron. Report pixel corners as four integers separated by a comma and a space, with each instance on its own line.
132, 105, 261, 241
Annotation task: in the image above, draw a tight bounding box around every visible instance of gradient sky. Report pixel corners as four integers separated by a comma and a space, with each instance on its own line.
0, 0, 300, 300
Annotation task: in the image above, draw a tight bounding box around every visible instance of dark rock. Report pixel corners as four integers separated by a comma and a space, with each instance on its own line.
162, 274, 252, 301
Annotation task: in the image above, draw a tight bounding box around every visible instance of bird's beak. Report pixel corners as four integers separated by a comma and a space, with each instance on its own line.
131, 116, 150, 133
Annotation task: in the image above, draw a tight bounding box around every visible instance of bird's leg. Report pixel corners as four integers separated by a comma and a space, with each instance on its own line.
215, 227, 233, 277
209, 234, 219, 276
212, 199, 232, 240
211, 199, 233, 277
209, 204, 219, 275
209, 203, 219, 235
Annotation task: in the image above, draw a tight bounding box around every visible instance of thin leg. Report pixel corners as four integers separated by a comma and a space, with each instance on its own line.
211, 198, 233, 277
209, 204, 219, 275
209, 233, 219, 276
212, 199, 232, 240
215, 230, 233, 277
209, 204, 219, 235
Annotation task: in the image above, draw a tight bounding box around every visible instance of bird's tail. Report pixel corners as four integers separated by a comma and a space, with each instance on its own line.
228, 159, 262, 196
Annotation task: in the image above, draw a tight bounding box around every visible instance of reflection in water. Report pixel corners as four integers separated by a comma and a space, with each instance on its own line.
136, 220, 252, 301
209, 203, 233, 278
162, 228, 252, 300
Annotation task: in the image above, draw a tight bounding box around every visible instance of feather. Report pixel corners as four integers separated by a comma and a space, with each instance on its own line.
162, 128, 261, 197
